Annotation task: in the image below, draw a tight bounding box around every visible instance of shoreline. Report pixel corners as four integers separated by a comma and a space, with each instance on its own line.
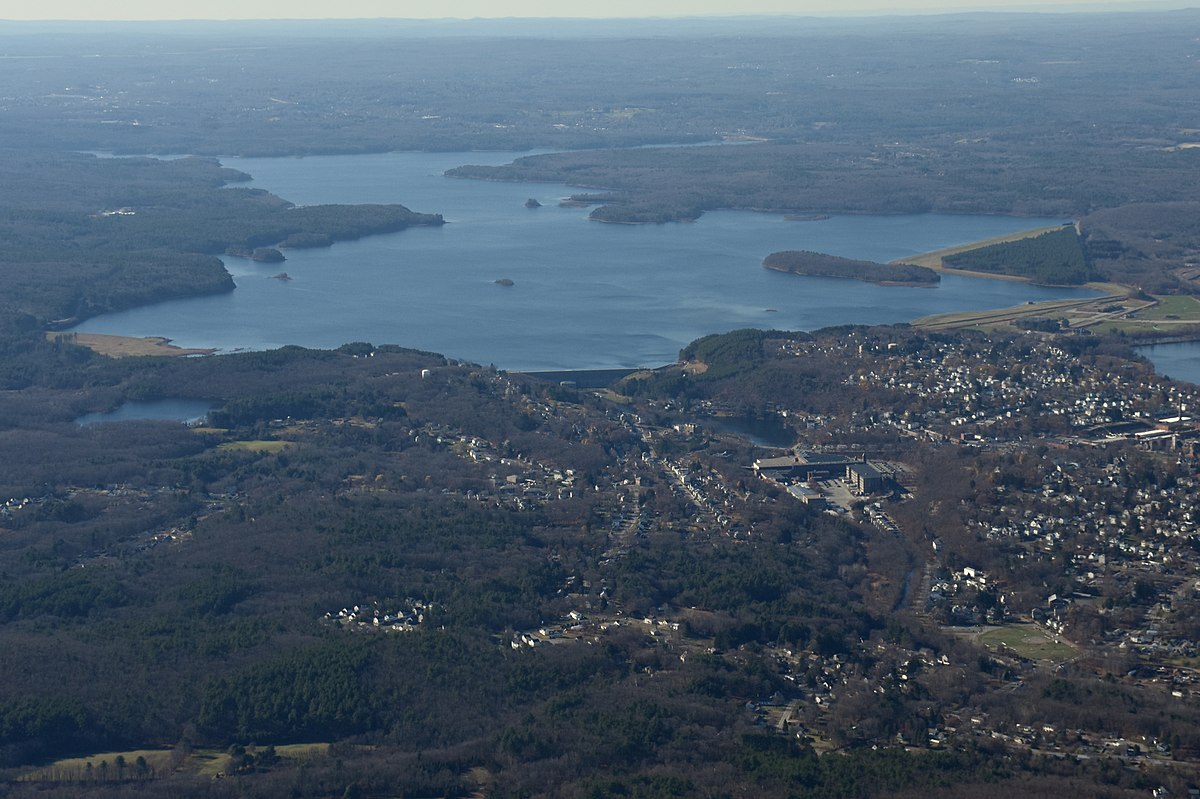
892, 224, 1069, 282
1131, 334, 1200, 347
763, 262, 938, 288
50, 332, 217, 358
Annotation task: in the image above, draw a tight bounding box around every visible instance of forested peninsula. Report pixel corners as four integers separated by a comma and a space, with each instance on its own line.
764, 250, 939, 286
939, 227, 1094, 285
0, 152, 443, 332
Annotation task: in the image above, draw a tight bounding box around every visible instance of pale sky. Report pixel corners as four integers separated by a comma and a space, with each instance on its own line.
0, 0, 1177, 21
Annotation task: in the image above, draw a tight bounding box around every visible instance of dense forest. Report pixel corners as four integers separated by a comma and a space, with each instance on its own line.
0, 333, 1189, 798
0, 326, 1194, 796
940, 227, 1093, 286
0, 152, 443, 332
1081, 202, 1200, 293
764, 251, 939, 286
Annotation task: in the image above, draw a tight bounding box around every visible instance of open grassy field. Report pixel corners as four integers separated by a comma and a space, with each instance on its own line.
19, 743, 331, 783
218, 440, 292, 453
909, 286, 1200, 337
596, 389, 634, 404
1082, 295, 1200, 338
48, 332, 216, 358
1089, 321, 1153, 336
978, 624, 1078, 662
188, 749, 233, 778
1129, 294, 1200, 321
19, 749, 175, 781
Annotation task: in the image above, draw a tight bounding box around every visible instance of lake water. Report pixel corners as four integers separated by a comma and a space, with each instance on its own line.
1136, 343, 1200, 386
71, 151, 1100, 371
76, 398, 214, 426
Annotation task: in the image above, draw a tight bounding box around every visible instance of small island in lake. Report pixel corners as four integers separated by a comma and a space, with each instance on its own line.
271, 272, 293, 281
251, 247, 286, 263
495, 278, 515, 286
763, 250, 940, 286
524, 198, 542, 208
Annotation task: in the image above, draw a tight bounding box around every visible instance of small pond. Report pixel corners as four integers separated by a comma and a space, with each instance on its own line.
1137, 342, 1200, 387
76, 399, 215, 427
705, 414, 796, 449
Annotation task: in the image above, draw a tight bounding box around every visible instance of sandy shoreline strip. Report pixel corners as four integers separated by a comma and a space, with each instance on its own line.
48, 332, 216, 358
892, 224, 1066, 279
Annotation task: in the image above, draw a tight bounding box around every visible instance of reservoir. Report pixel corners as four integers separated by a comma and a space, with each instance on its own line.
71, 151, 1099, 371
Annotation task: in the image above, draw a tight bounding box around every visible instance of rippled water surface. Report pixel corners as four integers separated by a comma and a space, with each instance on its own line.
73, 151, 1098, 371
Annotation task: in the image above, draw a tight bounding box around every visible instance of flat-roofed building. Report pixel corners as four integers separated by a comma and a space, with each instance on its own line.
846, 462, 885, 495
755, 451, 863, 481
788, 485, 828, 508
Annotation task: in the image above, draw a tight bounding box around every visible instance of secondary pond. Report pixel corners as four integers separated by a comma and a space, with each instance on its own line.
76, 399, 215, 427
705, 414, 796, 449
71, 151, 1100, 371
1137, 342, 1200, 387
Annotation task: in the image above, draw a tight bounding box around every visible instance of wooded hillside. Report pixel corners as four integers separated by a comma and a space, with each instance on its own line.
0, 152, 443, 332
